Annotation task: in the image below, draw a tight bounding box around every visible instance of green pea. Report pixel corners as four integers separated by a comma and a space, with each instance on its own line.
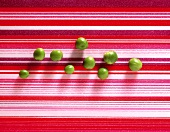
129, 58, 142, 71
104, 51, 118, 64
76, 37, 88, 50
98, 68, 109, 80
33, 48, 45, 61
19, 70, 29, 79
65, 65, 74, 74
50, 50, 63, 61
83, 56, 95, 70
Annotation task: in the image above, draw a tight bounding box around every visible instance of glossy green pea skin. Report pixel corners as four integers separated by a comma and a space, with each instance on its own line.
19, 70, 29, 79
33, 48, 45, 61
98, 68, 109, 80
104, 51, 118, 64
83, 56, 95, 70
129, 58, 142, 71
50, 50, 63, 61
65, 65, 75, 74
76, 37, 88, 50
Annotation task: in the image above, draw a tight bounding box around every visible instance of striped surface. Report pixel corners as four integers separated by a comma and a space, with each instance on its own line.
1, 2, 170, 131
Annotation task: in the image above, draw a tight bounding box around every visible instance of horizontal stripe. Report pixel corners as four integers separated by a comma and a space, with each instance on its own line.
1, 1, 170, 8
0, 58, 169, 61
0, 43, 170, 49
0, 118, 169, 131
1, 101, 170, 109
0, 30, 169, 35
1, 65, 169, 71
0, 79, 169, 84
1, 26, 170, 30
1, 74, 170, 79
1, 8, 170, 12
0, 49, 169, 58
1, 35, 170, 39
1, 70, 170, 74
1, 96, 170, 101
0, 39, 170, 43
0, 110, 170, 117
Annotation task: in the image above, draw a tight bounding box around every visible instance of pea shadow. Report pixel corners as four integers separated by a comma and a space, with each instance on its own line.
57, 48, 85, 94
90, 59, 108, 96
13, 58, 41, 95
121, 71, 138, 95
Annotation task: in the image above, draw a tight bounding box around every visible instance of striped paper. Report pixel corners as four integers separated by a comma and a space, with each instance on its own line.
1, 1, 170, 131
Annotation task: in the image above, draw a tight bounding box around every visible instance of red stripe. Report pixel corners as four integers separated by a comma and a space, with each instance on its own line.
1, 8, 170, 12
1, 65, 170, 71
0, 118, 170, 131
1, 20, 170, 26
1, 35, 170, 39
1, 96, 170, 101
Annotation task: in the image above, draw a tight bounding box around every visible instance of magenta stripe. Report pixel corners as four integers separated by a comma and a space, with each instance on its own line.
0, 43, 170, 49
1, 0, 170, 7
0, 30, 170, 35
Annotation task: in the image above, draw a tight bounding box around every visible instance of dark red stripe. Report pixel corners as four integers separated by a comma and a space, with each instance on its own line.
1, 35, 170, 39
1, 20, 170, 26
0, 30, 169, 35
1, 0, 170, 8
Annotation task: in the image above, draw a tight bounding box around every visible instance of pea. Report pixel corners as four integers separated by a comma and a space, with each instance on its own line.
33, 48, 45, 61
65, 65, 74, 74
129, 58, 142, 71
98, 68, 109, 80
19, 70, 29, 79
83, 56, 95, 70
76, 37, 88, 50
50, 50, 63, 61
104, 51, 118, 64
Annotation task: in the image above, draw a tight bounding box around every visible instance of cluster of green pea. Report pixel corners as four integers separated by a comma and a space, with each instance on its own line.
19, 37, 143, 80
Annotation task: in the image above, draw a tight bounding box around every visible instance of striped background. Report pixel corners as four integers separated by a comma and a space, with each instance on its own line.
1, 0, 170, 131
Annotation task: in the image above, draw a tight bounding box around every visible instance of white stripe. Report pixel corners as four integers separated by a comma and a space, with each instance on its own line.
0, 49, 170, 58
0, 101, 170, 108
1, 26, 170, 30
0, 110, 169, 117
1, 74, 170, 79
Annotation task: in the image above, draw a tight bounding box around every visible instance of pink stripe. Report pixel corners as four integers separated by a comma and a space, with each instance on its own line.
0, 43, 170, 49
